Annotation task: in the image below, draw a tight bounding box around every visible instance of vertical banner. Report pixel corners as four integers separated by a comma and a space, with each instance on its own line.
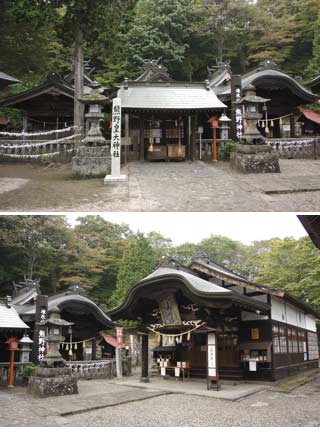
104, 97, 127, 183
116, 326, 123, 348
32, 295, 48, 363
207, 332, 219, 390
231, 75, 243, 141
129, 334, 134, 354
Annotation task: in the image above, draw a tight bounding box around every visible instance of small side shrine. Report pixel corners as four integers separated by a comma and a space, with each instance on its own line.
109, 256, 319, 386
11, 279, 115, 363
115, 59, 226, 162
210, 60, 319, 140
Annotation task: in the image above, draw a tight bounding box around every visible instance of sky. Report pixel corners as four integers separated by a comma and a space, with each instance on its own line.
64, 212, 308, 246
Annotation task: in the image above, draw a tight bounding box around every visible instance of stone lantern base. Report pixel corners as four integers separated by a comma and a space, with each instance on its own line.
230, 144, 280, 174
27, 367, 78, 398
72, 146, 111, 177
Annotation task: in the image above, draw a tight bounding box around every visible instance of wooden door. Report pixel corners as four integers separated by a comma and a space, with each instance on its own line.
218, 327, 240, 368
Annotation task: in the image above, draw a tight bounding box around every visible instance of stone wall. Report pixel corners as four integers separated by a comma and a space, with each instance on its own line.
66, 357, 132, 380
0, 362, 32, 386
266, 138, 320, 159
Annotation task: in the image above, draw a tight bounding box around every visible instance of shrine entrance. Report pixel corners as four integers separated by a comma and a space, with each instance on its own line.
143, 116, 187, 162
217, 326, 240, 369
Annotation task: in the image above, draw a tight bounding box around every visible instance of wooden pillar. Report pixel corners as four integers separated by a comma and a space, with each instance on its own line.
290, 113, 296, 138
140, 333, 149, 382
22, 113, 28, 141
92, 338, 97, 360
190, 115, 197, 161
124, 113, 129, 165
139, 117, 145, 161
73, 23, 84, 146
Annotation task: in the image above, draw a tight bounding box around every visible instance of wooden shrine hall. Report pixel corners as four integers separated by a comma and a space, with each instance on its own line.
109, 256, 319, 386
12, 280, 114, 363
116, 60, 226, 162
210, 60, 319, 139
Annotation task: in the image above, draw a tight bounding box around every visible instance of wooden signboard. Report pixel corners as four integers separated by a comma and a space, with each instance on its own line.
32, 294, 48, 363
207, 332, 220, 390
158, 293, 182, 326
251, 328, 260, 340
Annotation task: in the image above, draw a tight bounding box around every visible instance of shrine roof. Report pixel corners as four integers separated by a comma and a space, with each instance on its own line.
214, 68, 318, 103
109, 264, 271, 320
17, 292, 114, 328
0, 72, 21, 85
0, 299, 29, 329
117, 82, 227, 110
142, 267, 230, 294
190, 257, 320, 319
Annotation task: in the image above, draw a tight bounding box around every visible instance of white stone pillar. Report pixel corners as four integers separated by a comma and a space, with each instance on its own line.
104, 97, 127, 183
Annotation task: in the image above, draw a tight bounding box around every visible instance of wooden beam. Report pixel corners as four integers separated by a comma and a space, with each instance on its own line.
140, 334, 149, 382
139, 117, 145, 161
245, 292, 266, 297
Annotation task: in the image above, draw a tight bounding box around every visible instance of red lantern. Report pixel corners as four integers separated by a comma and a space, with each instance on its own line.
208, 116, 220, 162
5, 337, 19, 387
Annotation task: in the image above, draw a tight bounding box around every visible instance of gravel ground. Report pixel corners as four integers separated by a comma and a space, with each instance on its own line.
66, 376, 320, 427
2, 159, 320, 211
1, 375, 319, 427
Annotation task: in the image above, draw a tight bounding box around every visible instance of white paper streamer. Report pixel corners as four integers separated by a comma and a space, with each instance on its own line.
1, 148, 75, 159
0, 134, 81, 149
0, 126, 78, 137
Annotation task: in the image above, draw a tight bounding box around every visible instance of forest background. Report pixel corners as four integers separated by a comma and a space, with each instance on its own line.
1, 0, 320, 92
0, 215, 319, 313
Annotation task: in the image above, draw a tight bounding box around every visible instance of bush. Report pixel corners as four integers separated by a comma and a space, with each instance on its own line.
22, 363, 37, 378
218, 140, 237, 161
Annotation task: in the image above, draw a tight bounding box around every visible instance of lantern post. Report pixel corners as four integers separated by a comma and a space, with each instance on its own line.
5, 336, 19, 388
208, 116, 220, 162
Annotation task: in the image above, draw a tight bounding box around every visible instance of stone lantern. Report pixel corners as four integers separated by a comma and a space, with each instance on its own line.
72, 81, 111, 177
39, 306, 74, 368
230, 84, 280, 174
27, 307, 78, 398
219, 113, 231, 143
19, 334, 33, 363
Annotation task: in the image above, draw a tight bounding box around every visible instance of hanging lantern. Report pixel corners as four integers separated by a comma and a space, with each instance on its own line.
262, 121, 265, 128
187, 332, 191, 341
279, 117, 283, 126
271, 120, 274, 128
74, 343, 77, 350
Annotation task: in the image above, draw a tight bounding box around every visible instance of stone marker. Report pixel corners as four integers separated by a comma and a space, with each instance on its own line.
104, 97, 127, 183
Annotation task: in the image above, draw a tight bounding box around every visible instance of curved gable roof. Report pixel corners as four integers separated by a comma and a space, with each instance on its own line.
18, 292, 114, 328
109, 266, 270, 320
214, 68, 319, 103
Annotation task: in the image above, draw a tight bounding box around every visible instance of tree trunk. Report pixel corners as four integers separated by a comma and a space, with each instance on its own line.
74, 23, 84, 146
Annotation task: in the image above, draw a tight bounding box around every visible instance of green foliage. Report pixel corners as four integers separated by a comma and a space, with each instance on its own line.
0, 108, 22, 131
111, 233, 158, 306
22, 363, 37, 378
254, 236, 320, 308
121, 0, 198, 80
218, 140, 237, 161
306, 11, 320, 78
2, 0, 320, 88
0, 216, 320, 314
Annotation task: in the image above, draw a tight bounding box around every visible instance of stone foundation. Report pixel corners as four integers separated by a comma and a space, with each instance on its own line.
230, 144, 280, 174
27, 367, 78, 398
72, 146, 111, 177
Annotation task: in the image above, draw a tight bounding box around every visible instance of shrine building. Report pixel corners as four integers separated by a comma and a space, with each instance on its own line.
109, 256, 319, 384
